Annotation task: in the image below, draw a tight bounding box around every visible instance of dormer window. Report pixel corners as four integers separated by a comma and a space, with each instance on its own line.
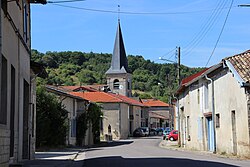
113, 79, 120, 89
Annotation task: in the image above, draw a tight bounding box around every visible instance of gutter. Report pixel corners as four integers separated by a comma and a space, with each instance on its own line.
205, 75, 217, 153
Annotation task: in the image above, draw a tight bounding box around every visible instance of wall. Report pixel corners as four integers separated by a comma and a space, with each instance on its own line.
0, 0, 32, 166
178, 68, 250, 157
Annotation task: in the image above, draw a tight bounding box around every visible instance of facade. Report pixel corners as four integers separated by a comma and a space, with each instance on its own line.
142, 99, 174, 129
176, 50, 250, 157
71, 91, 144, 140
46, 85, 94, 146
0, 1, 45, 166
106, 21, 132, 97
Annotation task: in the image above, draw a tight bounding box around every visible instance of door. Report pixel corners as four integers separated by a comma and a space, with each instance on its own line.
231, 110, 237, 155
207, 117, 214, 152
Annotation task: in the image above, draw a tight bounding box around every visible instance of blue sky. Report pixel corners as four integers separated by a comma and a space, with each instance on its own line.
31, 0, 250, 67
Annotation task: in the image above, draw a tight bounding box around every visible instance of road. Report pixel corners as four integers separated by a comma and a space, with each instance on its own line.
83, 136, 250, 167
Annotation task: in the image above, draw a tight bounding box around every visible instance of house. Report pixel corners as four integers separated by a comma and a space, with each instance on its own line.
71, 91, 144, 140
46, 85, 94, 146
176, 50, 250, 157
142, 99, 174, 129
0, 0, 45, 166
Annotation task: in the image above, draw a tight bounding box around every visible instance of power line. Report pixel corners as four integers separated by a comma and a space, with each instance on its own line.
50, 3, 237, 15
205, 0, 234, 67
183, 0, 228, 57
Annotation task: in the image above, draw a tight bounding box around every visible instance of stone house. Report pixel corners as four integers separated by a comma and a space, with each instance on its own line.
176, 50, 250, 157
71, 91, 144, 140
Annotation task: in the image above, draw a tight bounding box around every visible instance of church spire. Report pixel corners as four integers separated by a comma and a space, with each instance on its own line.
106, 21, 129, 74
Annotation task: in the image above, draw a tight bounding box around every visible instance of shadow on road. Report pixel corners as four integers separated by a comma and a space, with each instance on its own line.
84, 156, 240, 167
91, 140, 134, 148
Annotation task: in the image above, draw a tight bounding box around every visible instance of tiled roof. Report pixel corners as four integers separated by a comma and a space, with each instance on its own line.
224, 50, 250, 83
70, 92, 144, 106
142, 99, 170, 107
58, 86, 98, 92
181, 68, 209, 85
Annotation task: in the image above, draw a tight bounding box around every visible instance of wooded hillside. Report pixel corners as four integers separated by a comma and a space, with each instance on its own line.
32, 50, 204, 102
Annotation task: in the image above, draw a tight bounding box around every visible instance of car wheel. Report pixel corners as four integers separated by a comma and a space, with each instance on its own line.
169, 137, 174, 141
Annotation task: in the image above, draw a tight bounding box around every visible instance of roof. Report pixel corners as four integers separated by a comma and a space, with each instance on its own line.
149, 111, 168, 120
58, 86, 98, 92
224, 50, 250, 83
106, 21, 129, 74
142, 99, 170, 107
70, 92, 144, 107
30, 61, 48, 78
176, 50, 250, 95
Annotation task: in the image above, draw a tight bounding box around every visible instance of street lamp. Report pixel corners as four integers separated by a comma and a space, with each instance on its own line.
238, 4, 250, 7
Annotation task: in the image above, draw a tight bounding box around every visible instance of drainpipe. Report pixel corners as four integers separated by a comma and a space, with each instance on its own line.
205, 75, 217, 153
173, 95, 181, 147
0, 0, 2, 125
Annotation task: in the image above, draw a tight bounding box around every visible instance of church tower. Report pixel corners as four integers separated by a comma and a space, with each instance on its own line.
106, 21, 132, 97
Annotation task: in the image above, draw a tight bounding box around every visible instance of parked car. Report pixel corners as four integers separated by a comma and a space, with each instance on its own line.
141, 127, 149, 136
162, 130, 170, 140
133, 128, 145, 137
156, 128, 164, 135
149, 128, 157, 136
168, 130, 178, 141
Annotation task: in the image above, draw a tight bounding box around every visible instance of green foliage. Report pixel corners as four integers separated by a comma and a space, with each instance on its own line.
76, 112, 88, 146
88, 103, 102, 144
32, 50, 204, 100
36, 85, 68, 148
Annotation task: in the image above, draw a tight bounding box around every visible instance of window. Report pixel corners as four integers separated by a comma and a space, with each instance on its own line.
197, 89, 200, 104
113, 79, 120, 89
0, 55, 7, 124
1, 0, 7, 15
71, 119, 76, 137
204, 82, 209, 109
216, 114, 220, 128
23, 2, 28, 42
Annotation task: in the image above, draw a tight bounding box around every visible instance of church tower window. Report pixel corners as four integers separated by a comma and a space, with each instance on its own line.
113, 79, 120, 89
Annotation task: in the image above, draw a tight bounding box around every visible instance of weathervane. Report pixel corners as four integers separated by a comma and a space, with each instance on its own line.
118, 4, 120, 22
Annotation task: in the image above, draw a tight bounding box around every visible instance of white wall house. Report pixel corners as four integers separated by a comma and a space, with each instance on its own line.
176, 50, 250, 158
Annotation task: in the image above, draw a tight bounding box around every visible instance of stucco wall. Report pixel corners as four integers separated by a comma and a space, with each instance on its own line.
178, 68, 250, 157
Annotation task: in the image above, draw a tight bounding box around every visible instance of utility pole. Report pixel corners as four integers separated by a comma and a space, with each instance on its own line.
177, 46, 181, 85
176, 46, 181, 147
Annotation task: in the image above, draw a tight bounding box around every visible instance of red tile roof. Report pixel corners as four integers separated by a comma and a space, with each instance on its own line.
181, 68, 209, 85
70, 92, 144, 106
142, 99, 170, 107
224, 50, 250, 83
58, 86, 98, 92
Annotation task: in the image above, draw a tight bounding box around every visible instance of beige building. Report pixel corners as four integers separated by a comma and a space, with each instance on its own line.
46, 85, 94, 146
71, 91, 144, 140
176, 50, 250, 157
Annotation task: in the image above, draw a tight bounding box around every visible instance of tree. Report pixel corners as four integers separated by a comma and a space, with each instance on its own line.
77, 69, 97, 85
36, 86, 68, 148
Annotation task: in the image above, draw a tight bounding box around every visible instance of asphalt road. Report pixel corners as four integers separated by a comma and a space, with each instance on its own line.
83, 136, 250, 167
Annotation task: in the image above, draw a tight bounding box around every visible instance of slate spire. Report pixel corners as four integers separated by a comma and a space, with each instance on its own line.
106, 21, 129, 74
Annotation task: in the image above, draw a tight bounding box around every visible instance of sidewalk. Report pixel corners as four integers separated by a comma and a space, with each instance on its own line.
22, 148, 86, 167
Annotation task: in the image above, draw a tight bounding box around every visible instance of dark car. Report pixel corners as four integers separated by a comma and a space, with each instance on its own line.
168, 130, 178, 141
149, 128, 157, 136
133, 128, 145, 137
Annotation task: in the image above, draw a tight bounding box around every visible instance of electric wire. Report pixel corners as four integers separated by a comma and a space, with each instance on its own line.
183, 0, 228, 58
205, 0, 234, 67
50, 3, 237, 15
47, 0, 85, 4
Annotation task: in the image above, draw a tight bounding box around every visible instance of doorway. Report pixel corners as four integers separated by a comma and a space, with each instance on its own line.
207, 117, 214, 152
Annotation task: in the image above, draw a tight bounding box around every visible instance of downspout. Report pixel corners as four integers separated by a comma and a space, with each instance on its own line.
205, 75, 217, 153
173, 95, 181, 147
0, 0, 2, 127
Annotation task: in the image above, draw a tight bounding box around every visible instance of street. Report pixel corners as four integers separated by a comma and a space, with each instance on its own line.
83, 136, 250, 167
24, 136, 250, 167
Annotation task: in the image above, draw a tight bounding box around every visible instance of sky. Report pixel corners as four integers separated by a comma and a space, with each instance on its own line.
31, 0, 250, 67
